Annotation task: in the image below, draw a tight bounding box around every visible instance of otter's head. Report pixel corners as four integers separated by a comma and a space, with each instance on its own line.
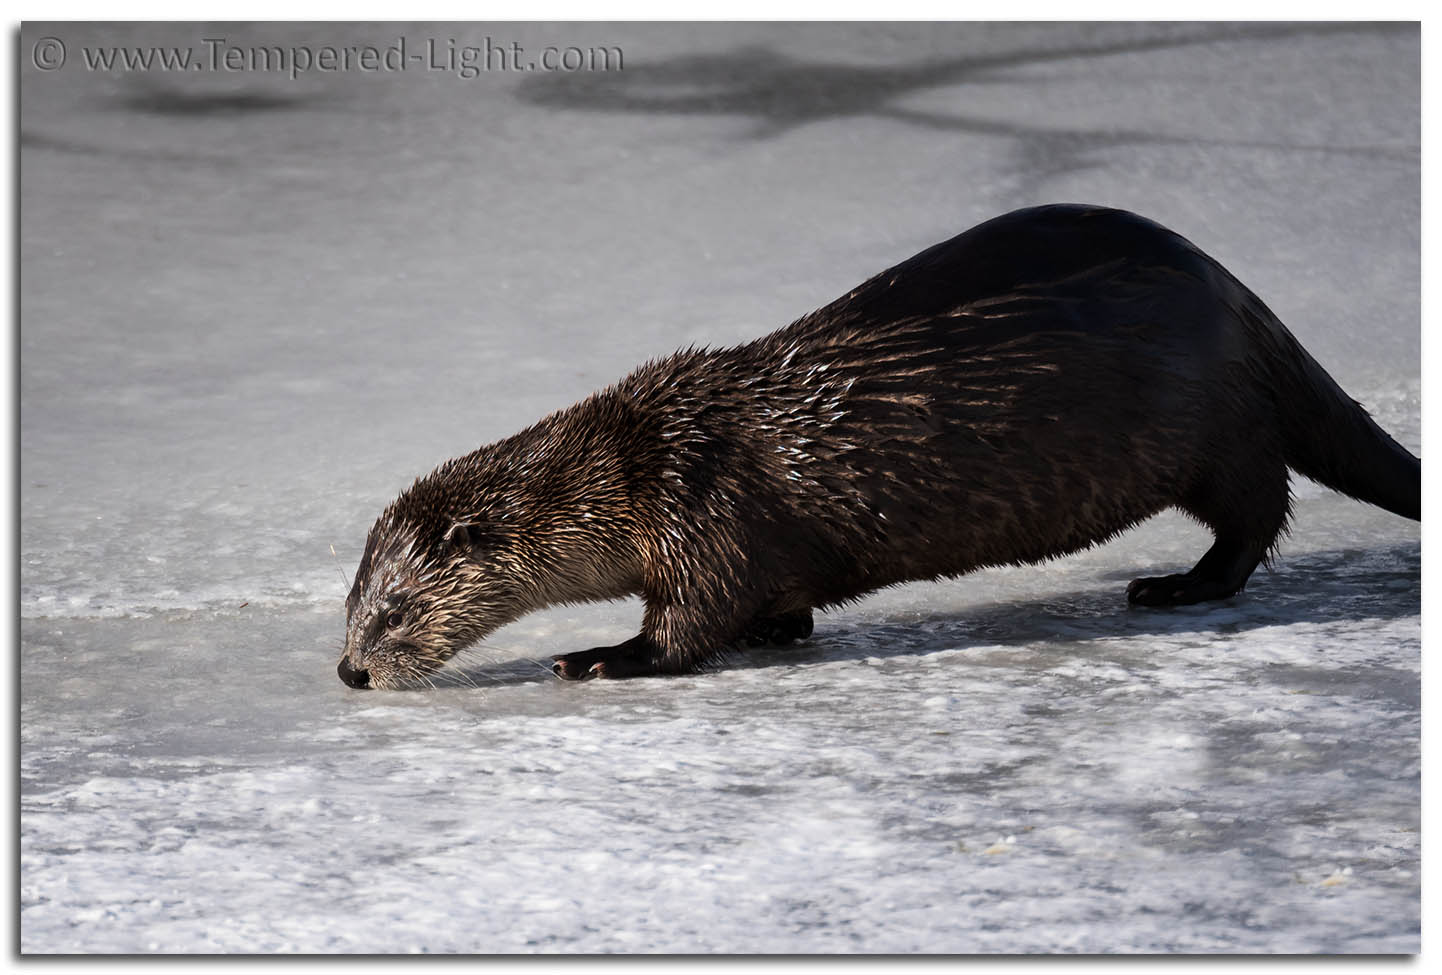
338, 476, 524, 690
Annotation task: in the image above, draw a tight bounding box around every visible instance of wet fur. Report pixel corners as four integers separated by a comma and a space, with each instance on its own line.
341, 204, 1420, 688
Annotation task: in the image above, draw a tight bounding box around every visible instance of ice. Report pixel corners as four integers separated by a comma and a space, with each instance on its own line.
20, 22, 1418, 953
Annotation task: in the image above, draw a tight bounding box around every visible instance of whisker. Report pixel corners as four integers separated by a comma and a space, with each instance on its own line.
431, 644, 560, 686
452, 662, 500, 687
490, 656, 562, 682
329, 544, 351, 596
531, 659, 564, 682
448, 648, 506, 686
435, 665, 481, 689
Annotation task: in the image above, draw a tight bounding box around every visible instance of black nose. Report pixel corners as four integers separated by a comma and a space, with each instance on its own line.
337, 657, 370, 689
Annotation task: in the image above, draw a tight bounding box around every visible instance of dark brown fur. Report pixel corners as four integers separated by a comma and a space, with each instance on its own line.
339, 204, 1420, 689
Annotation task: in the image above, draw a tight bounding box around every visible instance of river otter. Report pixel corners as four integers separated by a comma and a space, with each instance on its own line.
338, 204, 1419, 690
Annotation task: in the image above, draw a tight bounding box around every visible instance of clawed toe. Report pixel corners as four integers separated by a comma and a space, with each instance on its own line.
551, 654, 601, 681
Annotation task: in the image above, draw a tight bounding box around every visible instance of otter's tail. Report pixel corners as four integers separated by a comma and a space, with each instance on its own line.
1245, 298, 1420, 521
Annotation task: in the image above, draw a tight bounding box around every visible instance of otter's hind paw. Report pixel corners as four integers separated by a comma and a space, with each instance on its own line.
1127, 573, 1240, 606
742, 610, 815, 647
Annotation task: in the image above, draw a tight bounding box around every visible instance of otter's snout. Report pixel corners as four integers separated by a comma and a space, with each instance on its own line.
337, 657, 370, 689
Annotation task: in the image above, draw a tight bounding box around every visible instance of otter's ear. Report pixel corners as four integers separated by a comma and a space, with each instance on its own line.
445, 521, 497, 558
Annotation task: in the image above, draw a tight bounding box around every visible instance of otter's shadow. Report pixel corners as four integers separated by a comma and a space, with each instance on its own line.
732, 540, 1420, 674
445, 541, 1416, 688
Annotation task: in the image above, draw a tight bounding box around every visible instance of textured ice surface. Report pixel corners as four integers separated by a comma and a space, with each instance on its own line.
20, 22, 1418, 953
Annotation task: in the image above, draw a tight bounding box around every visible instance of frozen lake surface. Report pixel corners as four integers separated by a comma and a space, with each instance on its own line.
20, 22, 1419, 953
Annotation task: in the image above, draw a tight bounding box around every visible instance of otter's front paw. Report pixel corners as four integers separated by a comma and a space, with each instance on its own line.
551, 637, 659, 680
551, 649, 605, 680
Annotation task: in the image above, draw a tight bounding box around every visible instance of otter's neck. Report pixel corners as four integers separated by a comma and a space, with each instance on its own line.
503, 390, 656, 611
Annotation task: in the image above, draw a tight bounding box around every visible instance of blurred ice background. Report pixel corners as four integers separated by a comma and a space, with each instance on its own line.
20, 22, 1418, 953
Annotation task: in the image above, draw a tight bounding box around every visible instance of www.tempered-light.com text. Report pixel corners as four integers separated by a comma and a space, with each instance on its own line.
30, 36, 625, 79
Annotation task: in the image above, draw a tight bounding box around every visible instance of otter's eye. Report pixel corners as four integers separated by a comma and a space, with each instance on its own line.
385, 611, 404, 630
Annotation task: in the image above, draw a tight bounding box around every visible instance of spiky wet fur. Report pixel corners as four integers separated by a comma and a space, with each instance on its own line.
342, 204, 1420, 687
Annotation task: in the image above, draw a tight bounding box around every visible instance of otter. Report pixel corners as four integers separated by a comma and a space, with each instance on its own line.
337, 204, 1420, 690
